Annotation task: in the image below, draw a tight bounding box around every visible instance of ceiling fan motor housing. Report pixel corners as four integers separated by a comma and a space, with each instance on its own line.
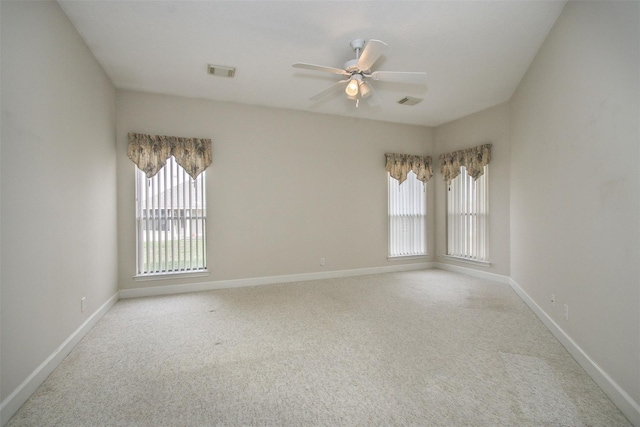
344, 59, 359, 72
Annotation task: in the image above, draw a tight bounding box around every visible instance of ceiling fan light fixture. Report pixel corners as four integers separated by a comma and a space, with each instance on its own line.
359, 82, 372, 98
345, 75, 360, 97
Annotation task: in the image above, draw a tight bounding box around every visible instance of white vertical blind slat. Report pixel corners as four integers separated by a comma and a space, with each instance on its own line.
136, 171, 143, 274
150, 175, 156, 271
182, 166, 187, 271
162, 165, 168, 271
170, 159, 175, 270
145, 174, 151, 274
200, 173, 206, 269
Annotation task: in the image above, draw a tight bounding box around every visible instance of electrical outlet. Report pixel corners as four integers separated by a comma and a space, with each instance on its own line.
81, 297, 86, 313
550, 294, 556, 306
320, 258, 325, 266
563, 304, 569, 321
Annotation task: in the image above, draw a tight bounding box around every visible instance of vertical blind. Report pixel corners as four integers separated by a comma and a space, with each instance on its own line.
446, 165, 488, 261
135, 156, 207, 275
388, 171, 427, 257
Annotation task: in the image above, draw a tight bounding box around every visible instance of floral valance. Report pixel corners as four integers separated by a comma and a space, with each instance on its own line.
385, 153, 433, 185
439, 143, 492, 184
127, 132, 212, 180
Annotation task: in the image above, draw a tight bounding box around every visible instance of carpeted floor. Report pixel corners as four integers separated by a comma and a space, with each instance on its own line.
7, 270, 631, 426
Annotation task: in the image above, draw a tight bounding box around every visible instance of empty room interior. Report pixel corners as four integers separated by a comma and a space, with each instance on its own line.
1, 0, 639, 425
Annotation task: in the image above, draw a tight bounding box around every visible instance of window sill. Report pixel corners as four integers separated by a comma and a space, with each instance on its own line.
133, 270, 210, 282
440, 255, 491, 268
387, 254, 429, 262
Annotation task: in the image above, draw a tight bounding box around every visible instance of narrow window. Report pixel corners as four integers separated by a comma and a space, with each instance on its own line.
388, 171, 427, 257
135, 156, 207, 276
446, 165, 488, 261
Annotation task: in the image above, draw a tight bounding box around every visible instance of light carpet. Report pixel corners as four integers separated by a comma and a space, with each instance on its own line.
7, 270, 631, 426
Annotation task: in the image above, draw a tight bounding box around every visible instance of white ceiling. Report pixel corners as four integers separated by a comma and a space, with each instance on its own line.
58, 1, 565, 127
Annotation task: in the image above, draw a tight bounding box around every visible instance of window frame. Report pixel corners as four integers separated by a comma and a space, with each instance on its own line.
133, 156, 208, 280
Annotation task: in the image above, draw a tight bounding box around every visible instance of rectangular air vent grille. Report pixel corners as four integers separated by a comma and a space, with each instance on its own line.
207, 64, 236, 78
397, 96, 423, 106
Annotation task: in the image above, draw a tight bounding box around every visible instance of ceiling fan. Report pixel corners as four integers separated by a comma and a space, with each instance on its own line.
293, 39, 427, 107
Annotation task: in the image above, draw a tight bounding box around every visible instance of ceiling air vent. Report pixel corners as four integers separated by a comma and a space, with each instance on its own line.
207, 64, 236, 78
397, 96, 423, 106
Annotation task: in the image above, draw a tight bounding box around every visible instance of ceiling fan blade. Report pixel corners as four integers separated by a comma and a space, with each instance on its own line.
371, 71, 427, 85
309, 79, 349, 101
293, 63, 349, 76
356, 40, 387, 72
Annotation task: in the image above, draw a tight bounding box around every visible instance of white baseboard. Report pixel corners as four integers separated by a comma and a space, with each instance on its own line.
0, 292, 120, 426
434, 261, 511, 284
119, 262, 435, 299
509, 278, 640, 427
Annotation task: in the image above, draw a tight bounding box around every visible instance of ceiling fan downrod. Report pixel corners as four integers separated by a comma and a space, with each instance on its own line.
350, 38, 365, 60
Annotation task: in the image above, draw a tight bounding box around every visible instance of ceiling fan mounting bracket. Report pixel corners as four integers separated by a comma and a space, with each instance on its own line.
350, 38, 365, 52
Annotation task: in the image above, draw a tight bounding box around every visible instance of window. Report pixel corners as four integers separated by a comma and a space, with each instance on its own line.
135, 156, 207, 276
446, 165, 488, 262
388, 171, 427, 257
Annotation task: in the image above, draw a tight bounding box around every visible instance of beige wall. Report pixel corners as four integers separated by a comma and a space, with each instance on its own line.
116, 91, 434, 290
0, 0, 117, 403
433, 102, 511, 276
510, 0, 639, 412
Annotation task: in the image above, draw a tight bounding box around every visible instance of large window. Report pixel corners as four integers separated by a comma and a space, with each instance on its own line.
135, 156, 207, 276
446, 165, 488, 262
388, 171, 427, 257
